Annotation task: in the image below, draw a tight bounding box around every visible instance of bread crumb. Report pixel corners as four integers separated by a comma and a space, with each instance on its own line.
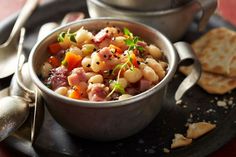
205, 109, 216, 113
187, 122, 216, 139
145, 148, 155, 154
217, 100, 227, 108
171, 134, 192, 149
163, 148, 170, 153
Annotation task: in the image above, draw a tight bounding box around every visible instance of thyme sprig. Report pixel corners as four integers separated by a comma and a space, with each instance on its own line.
123, 27, 144, 52
106, 28, 144, 99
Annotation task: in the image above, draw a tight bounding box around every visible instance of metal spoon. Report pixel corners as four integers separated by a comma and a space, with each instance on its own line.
9, 22, 60, 105
6, 12, 86, 143
0, 96, 29, 142
0, 0, 38, 79
0, 28, 30, 142
7, 23, 59, 144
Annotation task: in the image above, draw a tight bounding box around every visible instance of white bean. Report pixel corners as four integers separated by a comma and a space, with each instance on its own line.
140, 63, 159, 82
41, 62, 52, 78
146, 58, 166, 79
82, 44, 96, 56
124, 68, 142, 83
105, 27, 119, 36
117, 78, 128, 89
109, 78, 128, 90
112, 36, 126, 47
67, 89, 73, 96
55, 87, 68, 96
118, 94, 132, 100
147, 44, 162, 59
69, 46, 83, 56
85, 72, 96, 80
159, 61, 168, 69
76, 27, 93, 44
81, 56, 92, 71
88, 74, 103, 84
91, 53, 104, 72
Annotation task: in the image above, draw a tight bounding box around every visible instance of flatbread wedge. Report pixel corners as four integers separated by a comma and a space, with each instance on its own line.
179, 65, 236, 94
186, 122, 216, 139
171, 134, 192, 149
192, 27, 236, 77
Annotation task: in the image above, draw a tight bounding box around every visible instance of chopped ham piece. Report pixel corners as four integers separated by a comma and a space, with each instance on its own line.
98, 38, 111, 49
55, 50, 66, 60
88, 83, 108, 101
93, 29, 107, 43
126, 87, 139, 95
72, 67, 87, 81
97, 47, 113, 61
68, 67, 87, 86
137, 41, 147, 47
139, 79, 152, 92
93, 27, 120, 43
68, 74, 80, 86
46, 66, 68, 90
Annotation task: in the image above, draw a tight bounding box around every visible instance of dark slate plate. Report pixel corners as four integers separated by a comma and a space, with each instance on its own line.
0, 0, 236, 157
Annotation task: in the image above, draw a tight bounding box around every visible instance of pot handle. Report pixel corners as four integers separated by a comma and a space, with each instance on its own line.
174, 42, 201, 101
196, 0, 217, 31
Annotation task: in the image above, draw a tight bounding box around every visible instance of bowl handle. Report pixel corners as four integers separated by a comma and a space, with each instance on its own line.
173, 42, 201, 101
196, 0, 217, 31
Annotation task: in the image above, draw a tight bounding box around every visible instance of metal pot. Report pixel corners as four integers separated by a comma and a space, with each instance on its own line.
29, 18, 201, 141
99, 0, 192, 11
87, 0, 217, 41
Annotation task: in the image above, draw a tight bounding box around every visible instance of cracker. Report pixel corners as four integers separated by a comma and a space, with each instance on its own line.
171, 134, 192, 149
186, 122, 216, 139
192, 27, 236, 77
179, 66, 236, 94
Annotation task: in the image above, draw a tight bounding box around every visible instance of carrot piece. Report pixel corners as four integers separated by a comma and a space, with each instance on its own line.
109, 44, 123, 54
48, 42, 62, 54
130, 53, 139, 68
68, 89, 81, 99
48, 56, 60, 68
62, 52, 82, 71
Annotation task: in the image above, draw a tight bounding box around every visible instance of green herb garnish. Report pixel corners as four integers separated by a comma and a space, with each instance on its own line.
124, 27, 133, 38
57, 30, 77, 43
123, 28, 144, 52
106, 28, 144, 99
106, 80, 125, 98
58, 32, 66, 42
70, 33, 77, 42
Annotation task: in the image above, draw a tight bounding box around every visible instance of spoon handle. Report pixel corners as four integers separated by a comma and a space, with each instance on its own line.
6, 0, 38, 45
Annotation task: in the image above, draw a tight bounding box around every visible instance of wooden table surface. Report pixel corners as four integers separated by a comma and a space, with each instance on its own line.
0, 0, 235, 156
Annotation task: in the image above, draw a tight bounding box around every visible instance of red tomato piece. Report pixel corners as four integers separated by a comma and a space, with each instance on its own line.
130, 53, 139, 68
48, 56, 60, 68
48, 42, 62, 54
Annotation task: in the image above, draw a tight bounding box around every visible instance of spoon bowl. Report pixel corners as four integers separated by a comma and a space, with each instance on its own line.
0, 45, 18, 79
0, 96, 29, 142
0, 0, 38, 79
0, 28, 31, 142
